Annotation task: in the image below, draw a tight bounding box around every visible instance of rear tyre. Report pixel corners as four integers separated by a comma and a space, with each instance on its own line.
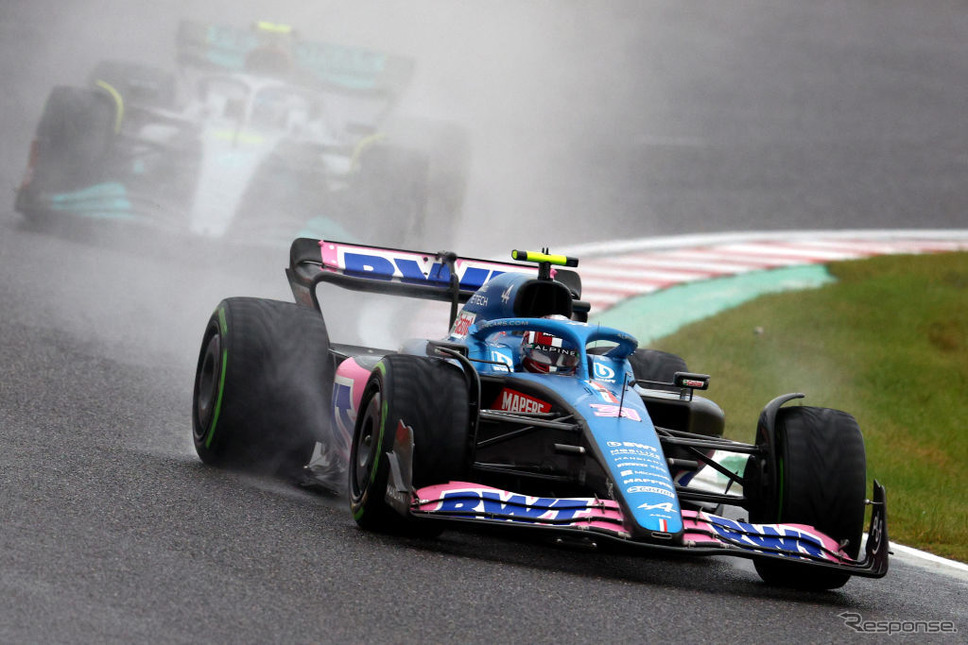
352, 145, 430, 247
381, 117, 471, 249
628, 349, 688, 386
192, 297, 333, 477
745, 405, 867, 590
349, 354, 470, 533
88, 60, 176, 108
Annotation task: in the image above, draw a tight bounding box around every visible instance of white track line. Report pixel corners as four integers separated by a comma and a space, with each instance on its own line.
890, 544, 968, 581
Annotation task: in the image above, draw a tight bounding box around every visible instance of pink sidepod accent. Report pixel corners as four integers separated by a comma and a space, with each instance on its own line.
335, 357, 372, 410
332, 357, 377, 461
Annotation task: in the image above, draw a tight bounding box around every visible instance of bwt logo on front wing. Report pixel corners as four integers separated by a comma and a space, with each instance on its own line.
708, 517, 833, 560
433, 490, 598, 522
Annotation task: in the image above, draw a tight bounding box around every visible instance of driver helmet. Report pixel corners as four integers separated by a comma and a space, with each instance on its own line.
520, 331, 580, 375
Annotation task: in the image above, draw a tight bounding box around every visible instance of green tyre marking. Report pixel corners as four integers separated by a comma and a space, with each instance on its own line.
369, 362, 388, 485
204, 306, 229, 449
204, 349, 228, 449
353, 362, 388, 521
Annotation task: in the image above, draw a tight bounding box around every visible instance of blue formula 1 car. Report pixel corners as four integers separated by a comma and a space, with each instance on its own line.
16, 21, 468, 250
190, 238, 889, 590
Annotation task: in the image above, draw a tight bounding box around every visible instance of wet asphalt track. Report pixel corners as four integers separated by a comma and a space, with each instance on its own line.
2, 2, 967, 643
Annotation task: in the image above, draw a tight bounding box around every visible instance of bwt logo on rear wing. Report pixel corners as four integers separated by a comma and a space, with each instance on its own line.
320, 241, 533, 289
287, 238, 538, 309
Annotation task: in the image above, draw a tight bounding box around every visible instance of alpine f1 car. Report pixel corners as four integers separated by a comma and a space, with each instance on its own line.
15, 21, 468, 249
191, 238, 889, 590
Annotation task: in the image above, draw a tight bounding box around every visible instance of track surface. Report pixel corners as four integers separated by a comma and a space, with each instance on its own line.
2, 2, 967, 643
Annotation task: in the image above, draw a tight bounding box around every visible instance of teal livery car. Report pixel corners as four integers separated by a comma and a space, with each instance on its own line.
15, 21, 468, 249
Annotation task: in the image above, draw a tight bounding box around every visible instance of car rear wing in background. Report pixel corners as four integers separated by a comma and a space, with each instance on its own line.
287, 238, 586, 325
176, 20, 415, 95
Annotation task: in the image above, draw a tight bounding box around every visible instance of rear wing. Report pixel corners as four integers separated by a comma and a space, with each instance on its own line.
288, 238, 531, 308
286, 238, 587, 325
176, 20, 415, 95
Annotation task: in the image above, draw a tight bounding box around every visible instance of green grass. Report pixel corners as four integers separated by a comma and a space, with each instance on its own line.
647, 252, 968, 563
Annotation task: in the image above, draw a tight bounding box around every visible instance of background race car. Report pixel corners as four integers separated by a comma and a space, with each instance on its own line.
15, 20, 469, 250
190, 238, 889, 591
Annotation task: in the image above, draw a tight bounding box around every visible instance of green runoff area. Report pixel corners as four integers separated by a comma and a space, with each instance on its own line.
593, 251, 968, 564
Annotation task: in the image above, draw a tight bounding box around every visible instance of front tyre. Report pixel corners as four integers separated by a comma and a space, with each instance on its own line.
192, 297, 333, 477
349, 354, 470, 533
745, 405, 867, 590
16, 86, 115, 226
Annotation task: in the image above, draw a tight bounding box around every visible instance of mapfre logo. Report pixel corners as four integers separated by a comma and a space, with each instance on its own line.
495, 388, 551, 414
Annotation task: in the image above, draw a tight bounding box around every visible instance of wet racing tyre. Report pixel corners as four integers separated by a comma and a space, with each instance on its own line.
349, 354, 470, 533
88, 59, 176, 109
745, 405, 867, 590
192, 297, 333, 477
629, 349, 688, 387
352, 145, 430, 247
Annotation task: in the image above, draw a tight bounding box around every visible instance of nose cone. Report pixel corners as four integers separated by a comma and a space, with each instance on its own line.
189, 130, 275, 237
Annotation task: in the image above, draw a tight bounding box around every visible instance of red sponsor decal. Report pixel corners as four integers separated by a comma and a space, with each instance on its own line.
451, 311, 476, 338
495, 388, 551, 414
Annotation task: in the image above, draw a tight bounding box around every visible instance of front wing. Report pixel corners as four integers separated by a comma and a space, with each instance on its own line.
18, 181, 174, 224
410, 481, 889, 579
